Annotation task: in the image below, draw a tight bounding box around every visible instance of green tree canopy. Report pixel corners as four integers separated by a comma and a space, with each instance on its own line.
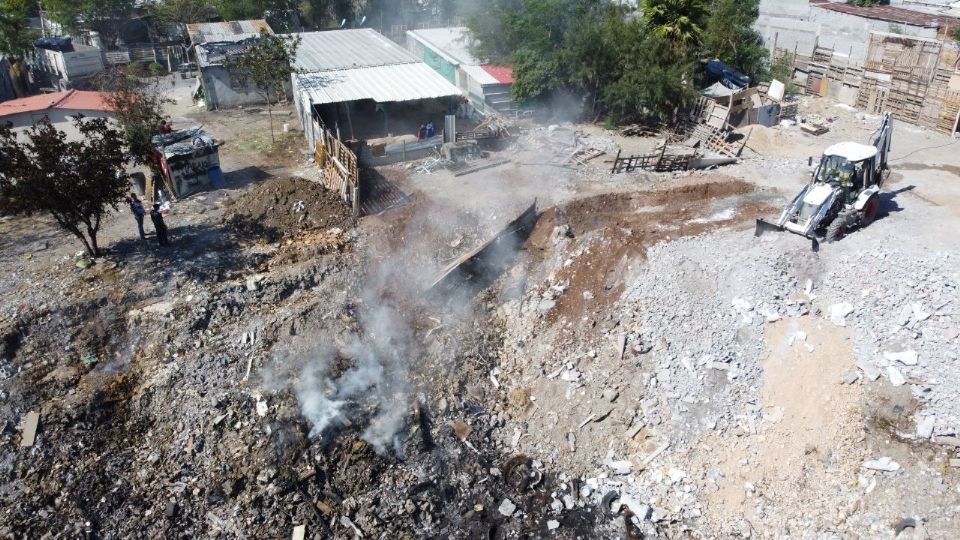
43, 0, 134, 46
466, 0, 768, 124
0, 117, 128, 256
700, 0, 767, 79
0, 0, 35, 57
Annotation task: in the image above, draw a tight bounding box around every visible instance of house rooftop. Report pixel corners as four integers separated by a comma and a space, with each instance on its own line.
0, 90, 112, 117
293, 29, 417, 72
407, 27, 479, 66
810, 0, 959, 31
187, 19, 273, 45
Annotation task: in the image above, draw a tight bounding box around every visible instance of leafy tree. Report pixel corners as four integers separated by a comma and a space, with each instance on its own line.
700, 0, 767, 78
42, 0, 135, 47
0, 117, 127, 257
211, 0, 291, 20
642, 0, 707, 48
97, 69, 172, 172
148, 0, 215, 25
0, 0, 35, 57
230, 31, 301, 144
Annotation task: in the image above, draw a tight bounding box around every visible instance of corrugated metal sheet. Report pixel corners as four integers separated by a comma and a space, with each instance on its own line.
406, 27, 478, 66
295, 63, 461, 105
187, 20, 273, 45
294, 29, 416, 72
461, 64, 498, 86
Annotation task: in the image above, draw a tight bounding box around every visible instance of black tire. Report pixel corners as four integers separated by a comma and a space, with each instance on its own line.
825, 217, 847, 242
861, 195, 880, 226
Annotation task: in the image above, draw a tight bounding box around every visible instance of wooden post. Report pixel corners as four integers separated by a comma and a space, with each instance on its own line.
612, 149, 621, 173
402, 140, 406, 161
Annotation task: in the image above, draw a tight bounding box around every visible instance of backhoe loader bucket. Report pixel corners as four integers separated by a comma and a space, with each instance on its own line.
754, 219, 782, 237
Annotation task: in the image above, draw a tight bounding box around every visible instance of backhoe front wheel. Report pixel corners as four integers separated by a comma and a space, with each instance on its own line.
825, 216, 848, 242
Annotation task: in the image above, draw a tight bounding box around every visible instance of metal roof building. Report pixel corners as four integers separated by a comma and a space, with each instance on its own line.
406, 27, 479, 66
292, 29, 462, 147
405, 27, 515, 116
292, 29, 460, 106
187, 19, 273, 45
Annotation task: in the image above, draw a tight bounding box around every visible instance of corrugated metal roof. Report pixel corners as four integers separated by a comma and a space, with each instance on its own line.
461, 64, 498, 85
187, 20, 273, 45
407, 27, 479, 66
293, 29, 416, 72
295, 63, 461, 105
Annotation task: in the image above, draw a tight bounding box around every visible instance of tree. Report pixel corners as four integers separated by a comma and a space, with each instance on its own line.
0, 0, 35, 57
42, 0, 135, 47
148, 0, 215, 25
230, 31, 301, 144
97, 69, 172, 172
642, 0, 708, 48
701, 0, 767, 78
211, 0, 291, 20
0, 117, 127, 257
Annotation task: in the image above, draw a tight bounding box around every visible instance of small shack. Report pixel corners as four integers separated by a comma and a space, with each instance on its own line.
152, 127, 222, 199
189, 20, 275, 110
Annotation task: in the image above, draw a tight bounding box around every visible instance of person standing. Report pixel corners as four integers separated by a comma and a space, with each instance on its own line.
126, 193, 146, 240
150, 203, 169, 246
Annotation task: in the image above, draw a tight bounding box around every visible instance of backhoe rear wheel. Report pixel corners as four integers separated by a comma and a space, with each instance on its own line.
861, 195, 880, 226
825, 217, 847, 242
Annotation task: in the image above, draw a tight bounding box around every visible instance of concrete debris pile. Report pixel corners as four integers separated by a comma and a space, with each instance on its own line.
817, 249, 958, 438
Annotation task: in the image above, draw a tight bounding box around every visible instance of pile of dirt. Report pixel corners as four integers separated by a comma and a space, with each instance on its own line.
222, 176, 354, 243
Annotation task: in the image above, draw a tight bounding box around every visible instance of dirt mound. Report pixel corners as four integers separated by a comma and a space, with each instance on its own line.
222, 176, 354, 242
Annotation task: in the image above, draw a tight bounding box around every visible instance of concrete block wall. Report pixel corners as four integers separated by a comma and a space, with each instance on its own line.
757, 0, 939, 64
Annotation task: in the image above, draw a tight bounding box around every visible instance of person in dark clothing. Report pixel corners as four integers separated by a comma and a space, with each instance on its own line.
150, 203, 169, 246
425, 120, 435, 138
417, 124, 426, 140
126, 193, 146, 240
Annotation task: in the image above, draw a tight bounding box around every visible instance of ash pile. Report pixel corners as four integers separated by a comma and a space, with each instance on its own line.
0, 188, 611, 538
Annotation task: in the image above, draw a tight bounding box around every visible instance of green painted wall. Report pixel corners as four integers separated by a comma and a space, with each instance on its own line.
422, 48, 456, 84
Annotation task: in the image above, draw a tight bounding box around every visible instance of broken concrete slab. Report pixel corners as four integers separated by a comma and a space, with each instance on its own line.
20, 411, 39, 447
916, 416, 935, 440
861, 457, 901, 472
498, 498, 517, 517
857, 358, 882, 381
933, 436, 960, 448
886, 366, 907, 387
829, 302, 854, 326
884, 350, 919, 366
842, 372, 860, 385
950, 459, 960, 468
291, 524, 306, 540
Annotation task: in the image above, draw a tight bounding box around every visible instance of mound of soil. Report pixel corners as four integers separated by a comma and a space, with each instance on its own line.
223, 176, 354, 242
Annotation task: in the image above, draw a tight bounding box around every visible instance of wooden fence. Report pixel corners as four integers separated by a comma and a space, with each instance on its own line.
780, 31, 960, 136
314, 121, 360, 216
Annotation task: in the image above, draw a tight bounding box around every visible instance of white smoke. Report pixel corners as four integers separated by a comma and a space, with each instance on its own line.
289, 300, 413, 454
